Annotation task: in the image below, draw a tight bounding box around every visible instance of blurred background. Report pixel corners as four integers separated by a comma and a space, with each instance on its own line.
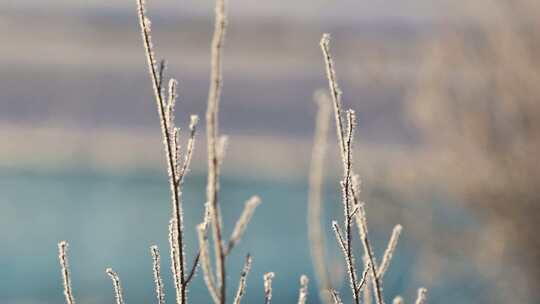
0, 0, 538, 303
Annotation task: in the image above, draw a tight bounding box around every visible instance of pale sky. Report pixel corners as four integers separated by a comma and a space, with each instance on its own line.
2, 0, 450, 23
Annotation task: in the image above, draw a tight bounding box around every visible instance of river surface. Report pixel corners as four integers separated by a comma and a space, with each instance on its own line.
0, 168, 490, 303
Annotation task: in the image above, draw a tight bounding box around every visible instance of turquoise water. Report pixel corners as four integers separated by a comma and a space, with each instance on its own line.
0, 168, 489, 303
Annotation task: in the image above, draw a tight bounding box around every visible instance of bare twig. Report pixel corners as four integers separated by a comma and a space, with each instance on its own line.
320, 33, 361, 304
205, 0, 228, 301
184, 251, 201, 287
151, 246, 165, 304
184, 202, 211, 289
349, 205, 360, 221
345, 110, 360, 300
339, 109, 360, 303
297, 275, 309, 304
377, 225, 403, 279
414, 288, 427, 304
333, 217, 360, 303
168, 219, 182, 303
363, 255, 372, 304
263, 272, 275, 304
355, 205, 384, 304
320, 34, 347, 159
106, 268, 125, 304
393, 296, 404, 304
157, 59, 166, 96
186, 203, 212, 288
58, 241, 75, 304
177, 115, 199, 185
308, 90, 332, 304
356, 261, 371, 294
166, 79, 178, 134
197, 222, 220, 304
173, 127, 182, 175
136, 1, 187, 302
319, 31, 422, 304
233, 254, 253, 304
329, 289, 343, 304
332, 221, 347, 254
226, 196, 262, 254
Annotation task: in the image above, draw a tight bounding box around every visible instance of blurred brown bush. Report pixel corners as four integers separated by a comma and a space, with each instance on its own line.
408, 0, 540, 297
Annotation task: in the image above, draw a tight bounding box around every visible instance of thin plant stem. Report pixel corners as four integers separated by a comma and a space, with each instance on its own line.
184, 251, 201, 287
197, 223, 220, 304
157, 59, 166, 96
205, 0, 228, 301
106, 268, 125, 304
177, 115, 199, 185
151, 246, 165, 304
263, 272, 275, 304
308, 90, 332, 304
58, 241, 75, 304
187, 202, 212, 288
136, 1, 186, 302
393, 296, 404, 304
329, 289, 343, 304
414, 288, 427, 304
355, 205, 384, 304
320, 34, 347, 159
377, 225, 403, 279
363, 275, 373, 304
356, 262, 371, 294
169, 219, 182, 303
233, 254, 252, 304
332, 221, 347, 254
319, 33, 361, 304
343, 110, 360, 302
297, 275, 309, 304
226, 196, 262, 254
